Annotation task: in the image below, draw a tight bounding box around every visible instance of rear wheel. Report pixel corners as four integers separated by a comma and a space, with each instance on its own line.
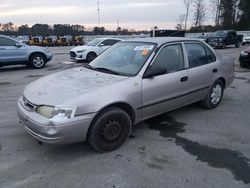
200, 80, 224, 109
29, 54, 46, 69
240, 60, 246, 68
87, 107, 132, 152
86, 52, 97, 62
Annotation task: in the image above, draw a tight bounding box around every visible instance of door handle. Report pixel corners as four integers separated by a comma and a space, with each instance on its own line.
212, 68, 218, 73
180, 76, 188, 82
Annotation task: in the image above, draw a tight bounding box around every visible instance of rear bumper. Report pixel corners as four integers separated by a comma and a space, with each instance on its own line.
17, 97, 96, 144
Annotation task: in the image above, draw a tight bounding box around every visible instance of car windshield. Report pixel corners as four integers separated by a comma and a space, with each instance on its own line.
86, 38, 103, 46
88, 42, 156, 76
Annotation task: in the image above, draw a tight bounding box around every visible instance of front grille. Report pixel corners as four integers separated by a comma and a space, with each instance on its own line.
70, 51, 76, 57
22, 97, 37, 110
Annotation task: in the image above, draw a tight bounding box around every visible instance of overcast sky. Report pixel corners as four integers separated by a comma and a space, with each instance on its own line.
0, 0, 211, 30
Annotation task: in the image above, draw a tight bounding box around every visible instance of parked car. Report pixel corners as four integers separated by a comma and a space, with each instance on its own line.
69, 38, 121, 62
239, 47, 250, 68
17, 37, 234, 152
0, 35, 53, 68
207, 30, 242, 48
242, 36, 250, 46
195, 35, 209, 43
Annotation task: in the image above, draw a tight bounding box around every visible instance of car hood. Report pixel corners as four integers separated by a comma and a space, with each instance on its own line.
23, 67, 128, 106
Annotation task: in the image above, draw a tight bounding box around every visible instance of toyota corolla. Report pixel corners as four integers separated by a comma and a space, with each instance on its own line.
17, 37, 234, 152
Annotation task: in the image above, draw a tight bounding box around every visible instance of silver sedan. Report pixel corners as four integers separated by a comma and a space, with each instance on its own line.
17, 37, 234, 152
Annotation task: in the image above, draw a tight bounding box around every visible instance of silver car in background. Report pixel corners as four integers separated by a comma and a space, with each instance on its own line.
0, 35, 52, 68
17, 37, 234, 152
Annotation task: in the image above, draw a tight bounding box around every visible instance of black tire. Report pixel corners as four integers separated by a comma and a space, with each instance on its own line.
242, 43, 245, 46
29, 54, 46, 69
240, 60, 246, 68
235, 42, 240, 48
222, 42, 226, 49
200, 79, 224, 109
86, 52, 97, 62
87, 107, 132, 152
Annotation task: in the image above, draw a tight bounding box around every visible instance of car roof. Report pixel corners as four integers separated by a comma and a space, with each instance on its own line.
97, 38, 122, 41
123, 37, 203, 46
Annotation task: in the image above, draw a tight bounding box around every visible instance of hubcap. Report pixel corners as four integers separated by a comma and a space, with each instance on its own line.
88, 53, 96, 61
211, 84, 222, 105
101, 120, 122, 142
33, 56, 44, 67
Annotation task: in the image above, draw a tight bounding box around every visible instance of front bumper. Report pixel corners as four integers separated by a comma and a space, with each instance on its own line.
69, 51, 86, 61
45, 52, 53, 62
209, 41, 224, 47
17, 97, 96, 144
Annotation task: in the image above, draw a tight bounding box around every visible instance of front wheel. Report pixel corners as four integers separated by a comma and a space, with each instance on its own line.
87, 107, 132, 152
240, 60, 247, 68
235, 42, 240, 48
86, 52, 97, 62
29, 54, 46, 69
200, 80, 224, 109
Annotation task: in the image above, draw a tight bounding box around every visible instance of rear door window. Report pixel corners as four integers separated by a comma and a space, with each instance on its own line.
185, 43, 216, 68
101, 39, 120, 46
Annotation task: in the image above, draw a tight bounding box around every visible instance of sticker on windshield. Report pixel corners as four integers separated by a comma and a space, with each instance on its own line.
134, 45, 154, 51
142, 49, 149, 56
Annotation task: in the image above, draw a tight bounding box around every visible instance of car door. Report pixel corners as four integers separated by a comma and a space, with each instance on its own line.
184, 42, 218, 101
141, 43, 190, 119
98, 39, 119, 53
0, 36, 26, 64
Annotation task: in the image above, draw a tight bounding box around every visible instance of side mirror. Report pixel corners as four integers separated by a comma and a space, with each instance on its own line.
143, 66, 166, 79
16, 43, 23, 48
99, 43, 104, 47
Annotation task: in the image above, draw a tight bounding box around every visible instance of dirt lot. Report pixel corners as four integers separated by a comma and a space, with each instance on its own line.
0, 45, 250, 188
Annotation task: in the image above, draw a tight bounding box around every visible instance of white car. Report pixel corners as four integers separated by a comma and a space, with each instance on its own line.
242, 36, 250, 46
69, 38, 121, 62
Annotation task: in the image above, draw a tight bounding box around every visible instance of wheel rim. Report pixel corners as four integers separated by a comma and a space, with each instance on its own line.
88, 53, 96, 62
33, 56, 45, 67
210, 84, 222, 105
101, 119, 122, 143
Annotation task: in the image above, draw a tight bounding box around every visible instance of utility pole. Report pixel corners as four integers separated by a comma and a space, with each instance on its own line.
117, 19, 120, 29
97, 1, 100, 27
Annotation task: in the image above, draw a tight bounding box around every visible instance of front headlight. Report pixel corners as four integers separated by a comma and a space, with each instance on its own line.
76, 50, 86, 53
37, 106, 54, 118
218, 38, 223, 42
241, 51, 249, 56
36, 105, 76, 120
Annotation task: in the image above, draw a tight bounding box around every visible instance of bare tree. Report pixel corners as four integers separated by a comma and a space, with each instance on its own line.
193, 0, 206, 27
209, 0, 221, 26
219, 0, 240, 28
176, 14, 186, 30
184, 0, 194, 30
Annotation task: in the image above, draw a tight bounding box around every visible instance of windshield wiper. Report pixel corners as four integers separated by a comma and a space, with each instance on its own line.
83, 64, 95, 70
94, 67, 121, 75
83, 64, 120, 75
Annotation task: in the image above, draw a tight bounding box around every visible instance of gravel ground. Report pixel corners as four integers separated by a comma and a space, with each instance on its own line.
0, 45, 250, 188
